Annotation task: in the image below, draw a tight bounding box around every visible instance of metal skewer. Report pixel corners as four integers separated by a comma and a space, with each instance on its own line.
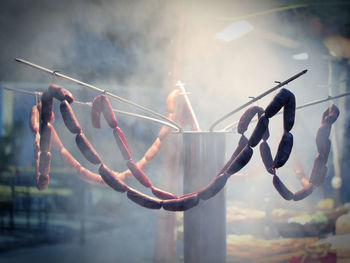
1, 86, 180, 131
209, 69, 308, 131
15, 58, 182, 131
222, 91, 350, 132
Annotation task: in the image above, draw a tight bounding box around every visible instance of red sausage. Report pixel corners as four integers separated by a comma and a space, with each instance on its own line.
323, 104, 339, 124
273, 132, 293, 169
39, 122, 52, 153
158, 126, 170, 141
101, 96, 118, 128
51, 128, 63, 151
127, 160, 152, 188
48, 84, 74, 104
99, 164, 128, 192
248, 114, 269, 148
162, 194, 199, 211
113, 127, 132, 160
29, 105, 40, 133
59, 148, 81, 172
75, 133, 102, 165
78, 166, 105, 185
39, 152, 51, 175
127, 188, 162, 209
272, 175, 294, 201
60, 100, 81, 134
151, 186, 178, 200
198, 173, 228, 200
166, 89, 181, 113
37, 174, 49, 190
293, 184, 314, 201
91, 95, 103, 129
283, 93, 296, 132
145, 138, 162, 162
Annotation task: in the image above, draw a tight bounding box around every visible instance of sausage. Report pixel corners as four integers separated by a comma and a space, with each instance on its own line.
99, 164, 128, 192
39, 122, 52, 153
316, 123, 331, 150
137, 156, 148, 171
273, 132, 293, 169
37, 174, 49, 190
226, 145, 253, 175
323, 104, 339, 124
59, 148, 81, 172
75, 133, 102, 164
127, 188, 162, 209
113, 127, 132, 160
41, 92, 53, 123
91, 95, 103, 129
248, 114, 269, 147
101, 96, 118, 129
312, 165, 327, 188
33, 133, 40, 160
151, 186, 178, 200
309, 154, 327, 186
36, 102, 55, 123
158, 126, 170, 141
272, 175, 294, 200
48, 84, 74, 104
259, 141, 275, 174
78, 166, 105, 185
39, 152, 51, 175
166, 89, 181, 113
264, 88, 292, 118
262, 126, 270, 141
162, 194, 199, 211
145, 138, 162, 162
198, 173, 228, 200
29, 105, 40, 133
51, 127, 63, 151
126, 160, 152, 188
283, 93, 296, 131
293, 184, 314, 201
237, 106, 264, 134
60, 100, 81, 134
316, 138, 331, 160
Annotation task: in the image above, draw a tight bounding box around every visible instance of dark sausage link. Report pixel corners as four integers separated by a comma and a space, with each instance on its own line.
60, 100, 81, 134
323, 104, 339, 124
316, 123, 331, 150
162, 194, 199, 211
273, 175, 294, 200
99, 164, 128, 192
248, 114, 269, 147
113, 127, 132, 160
283, 92, 296, 131
151, 186, 178, 200
127, 160, 152, 188
273, 132, 293, 169
316, 138, 331, 160
41, 92, 53, 123
265, 88, 292, 118
293, 184, 314, 201
259, 141, 275, 175
48, 84, 74, 104
75, 133, 102, 164
226, 145, 253, 176
127, 188, 162, 209
309, 154, 327, 186
198, 173, 228, 200
237, 106, 264, 134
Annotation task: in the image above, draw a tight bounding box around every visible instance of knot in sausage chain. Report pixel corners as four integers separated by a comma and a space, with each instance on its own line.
30, 85, 339, 210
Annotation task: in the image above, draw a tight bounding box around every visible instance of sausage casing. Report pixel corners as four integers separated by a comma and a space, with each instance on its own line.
60, 100, 81, 134
75, 133, 102, 164
127, 188, 162, 209
113, 127, 131, 160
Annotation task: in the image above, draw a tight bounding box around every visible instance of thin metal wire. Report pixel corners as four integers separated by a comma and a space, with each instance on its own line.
1, 86, 180, 131
209, 69, 307, 131
14, 58, 182, 131
222, 91, 350, 132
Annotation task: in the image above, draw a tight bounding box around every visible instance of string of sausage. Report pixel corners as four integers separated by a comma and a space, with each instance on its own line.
257, 89, 339, 200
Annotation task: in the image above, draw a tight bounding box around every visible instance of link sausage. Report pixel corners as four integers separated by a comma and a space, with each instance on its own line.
273, 175, 294, 200
60, 100, 81, 134
283, 93, 296, 131
113, 127, 132, 160
198, 173, 228, 200
127, 160, 152, 188
162, 194, 199, 211
259, 141, 275, 174
273, 132, 293, 169
226, 145, 253, 175
293, 184, 314, 201
127, 188, 162, 209
248, 114, 269, 147
75, 133, 102, 164
237, 106, 264, 134
151, 186, 178, 200
265, 88, 292, 118
99, 164, 128, 192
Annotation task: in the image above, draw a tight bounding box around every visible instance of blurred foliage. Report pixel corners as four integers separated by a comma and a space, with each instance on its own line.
0, 120, 24, 172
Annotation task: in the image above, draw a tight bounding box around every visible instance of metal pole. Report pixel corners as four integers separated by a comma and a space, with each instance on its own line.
183, 131, 226, 263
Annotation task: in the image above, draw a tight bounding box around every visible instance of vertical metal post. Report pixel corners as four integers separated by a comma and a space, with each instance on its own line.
183, 132, 226, 263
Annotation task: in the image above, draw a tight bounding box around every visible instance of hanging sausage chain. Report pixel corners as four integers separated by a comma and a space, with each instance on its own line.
29, 84, 339, 211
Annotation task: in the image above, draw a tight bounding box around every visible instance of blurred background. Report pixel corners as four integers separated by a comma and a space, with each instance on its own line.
1, 0, 350, 262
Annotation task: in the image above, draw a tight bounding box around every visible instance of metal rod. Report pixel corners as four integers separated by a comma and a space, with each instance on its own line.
209, 69, 307, 131
222, 91, 350, 131
1, 86, 180, 131
14, 58, 182, 131
176, 81, 200, 131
